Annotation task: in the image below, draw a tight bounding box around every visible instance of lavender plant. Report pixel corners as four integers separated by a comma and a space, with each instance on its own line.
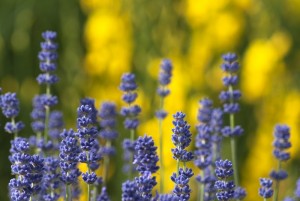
0, 92, 24, 137
270, 125, 291, 201
214, 159, 235, 201
2, 30, 300, 201
219, 53, 243, 187
194, 98, 214, 201
156, 59, 173, 193
171, 112, 194, 200
37, 31, 59, 142
120, 73, 141, 178
98, 102, 118, 186
76, 100, 102, 201
59, 129, 81, 201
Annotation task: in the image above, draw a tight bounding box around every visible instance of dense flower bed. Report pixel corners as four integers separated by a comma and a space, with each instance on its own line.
1, 31, 300, 201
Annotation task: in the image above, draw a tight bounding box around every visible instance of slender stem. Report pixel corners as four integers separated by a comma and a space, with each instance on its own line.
159, 118, 164, 193
199, 170, 204, 201
44, 83, 51, 141
103, 140, 111, 185
129, 129, 135, 179
264, 198, 267, 201
86, 151, 91, 201
229, 85, 239, 187
65, 184, 70, 201
273, 161, 281, 201
158, 94, 165, 193
11, 118, 18, 138
88, 183, 91, 201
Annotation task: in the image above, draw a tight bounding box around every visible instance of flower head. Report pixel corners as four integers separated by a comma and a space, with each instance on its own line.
0, 92, 20, 118
9, 137, 44, 200
97, 187, 110, 201
121, 180, 140, 201
37, 31, 58, 85
171, 112, 193, 162
135, 171, 157, 200
171, 168, 194, 200
214, 159, 235, 201
259, 178, 273, 198
133, 135, 159, 174
157, 59, 173, 97
59, 129, 81, 185
272, 124, 291, 161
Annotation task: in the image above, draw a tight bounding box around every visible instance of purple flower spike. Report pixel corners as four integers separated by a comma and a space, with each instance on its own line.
259, 178, 273, 198
37, 30, 59, 85
133, 135, 159, 174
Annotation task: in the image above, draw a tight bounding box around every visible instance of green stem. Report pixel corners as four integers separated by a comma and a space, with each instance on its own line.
88, 183, 91, 201
199, 170, 204, 201
11, 118, 18, 138
65, 184, 70, 201
229, 85, 239, 187
86, 151, 91, 201
158, 94, 165, 193
264, 198, 267, 201
273, 161, 281, 201
103, 140, 111, 185
159, 118, 164, 193
44, 83, 51, 141
129, 129, 135, 180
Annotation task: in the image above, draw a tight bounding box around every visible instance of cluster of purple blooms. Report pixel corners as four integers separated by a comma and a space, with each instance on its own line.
1, 30, 300, 201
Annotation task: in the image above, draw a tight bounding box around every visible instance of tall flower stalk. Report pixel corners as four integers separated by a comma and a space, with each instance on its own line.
214, 159, 235, 201
171, 112, 194, 200
194, 98, 213, 201
37, 31, 59, 142
59, 129, 81, 201
9, 137, 44, 201
270, 125, 291, 201
76, 100, 102, 201
156, 59, 173, 193
99, 102, 118, 186
133, 135, 159, 200
220, 53, 243, 186
120, 73, 141, 179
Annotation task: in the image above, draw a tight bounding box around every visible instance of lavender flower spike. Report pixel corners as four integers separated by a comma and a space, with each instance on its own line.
214, 159, 235, 201
0, 92, 25, 136
155, 59, 173, 193
259, 178, 273, 199
77, 100, 102, 201
270, 124, 291, 201
219, 53, 243, 187
133, 135, 159, 199
120, 73, 141, 178
171, 112, 193, 163
9, 137, 44, 201
37, 31, 59, 85
156, 59, 173, 119
59, 129, 81, 199
133, 135, 159, 174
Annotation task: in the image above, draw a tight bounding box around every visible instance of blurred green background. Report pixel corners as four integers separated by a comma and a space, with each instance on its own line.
1, 0, 300, 200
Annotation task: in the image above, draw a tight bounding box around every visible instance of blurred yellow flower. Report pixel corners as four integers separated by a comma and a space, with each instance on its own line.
241, 32, 291, 102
